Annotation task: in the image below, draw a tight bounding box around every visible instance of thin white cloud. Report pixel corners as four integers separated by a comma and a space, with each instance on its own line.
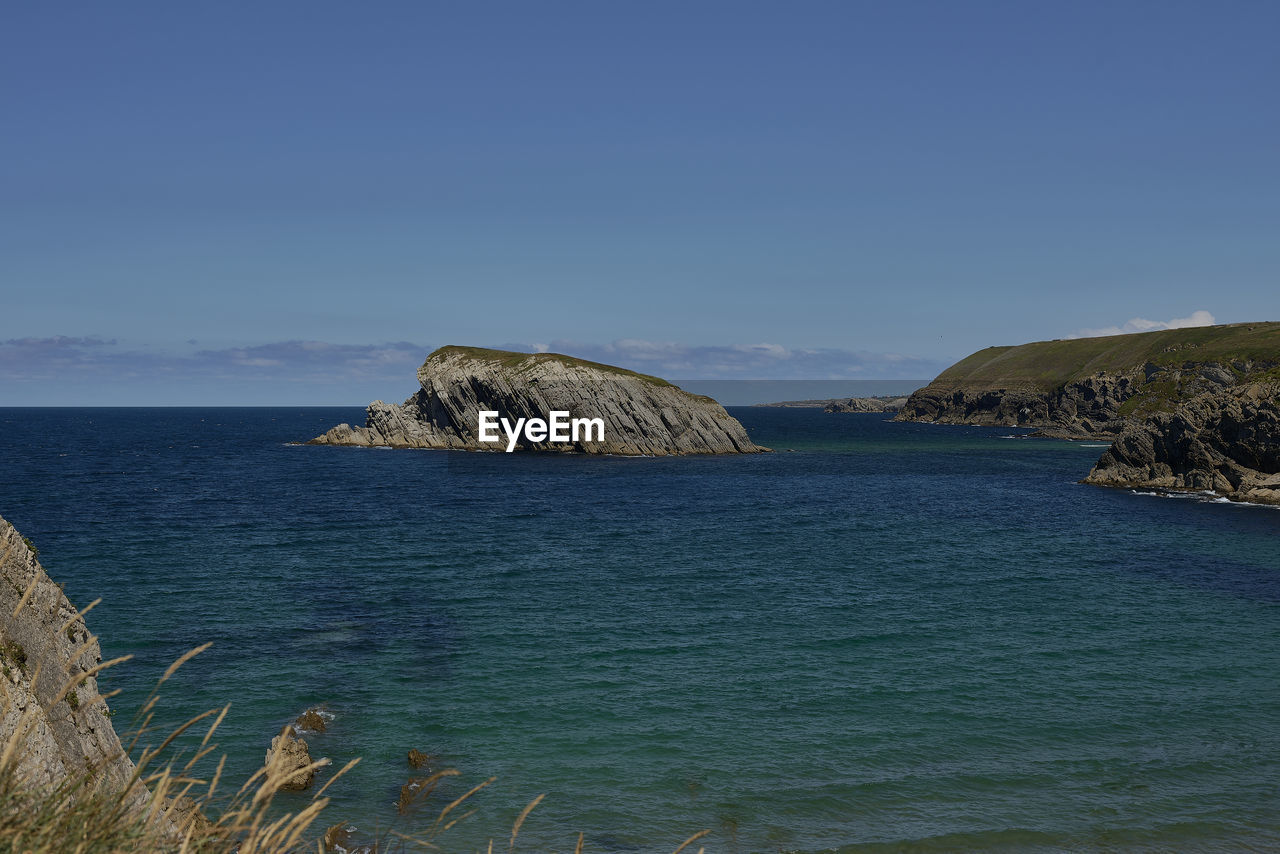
1068, 310, 1216, 339
0, 336, 945, 390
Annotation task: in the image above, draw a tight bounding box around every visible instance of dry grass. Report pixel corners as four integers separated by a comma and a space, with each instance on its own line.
0, 608, 711, 853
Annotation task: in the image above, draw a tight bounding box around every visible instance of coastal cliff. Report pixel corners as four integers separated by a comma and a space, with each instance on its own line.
896, 322, 1280, 439
310, 345, 767, 455
0, 514, 138, 794
1083, 383, 1280, 505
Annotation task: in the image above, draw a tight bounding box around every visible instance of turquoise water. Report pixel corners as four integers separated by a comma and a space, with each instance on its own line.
1, 407, 1277, 852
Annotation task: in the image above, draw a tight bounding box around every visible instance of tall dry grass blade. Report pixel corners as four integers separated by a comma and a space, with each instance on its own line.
50, 654, 133, 707
313, 757, 360, 800
58, 597, 102, 634
442, 807, 476, 831
159, 642, 213, 686
431, 775, 495, 835
206, 753, 226, 802
509, 792, 545, 851
672, 828, 711, 854
140, 707, 220, 767
199, 703, 231, 750
11, 574, 39, 618
0, 707, 39, 774
575, 831, 584, 854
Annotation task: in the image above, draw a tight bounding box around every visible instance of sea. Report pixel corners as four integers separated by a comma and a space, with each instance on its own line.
0, 407, 1277, 853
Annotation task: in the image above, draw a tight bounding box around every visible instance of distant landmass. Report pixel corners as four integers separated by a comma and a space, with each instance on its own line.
897, 322, 1280, 504
754, 395, 910, 412
309, 346, 767, 455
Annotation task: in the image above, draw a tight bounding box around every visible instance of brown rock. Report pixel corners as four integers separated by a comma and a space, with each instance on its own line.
163, 795, 214, 842
295, 707, 327, 732
406, 748, 434, 769
264, 728, 317, 791
323, 821, 354, 852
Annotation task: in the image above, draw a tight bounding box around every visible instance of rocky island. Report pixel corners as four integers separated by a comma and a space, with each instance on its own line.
896, 322, 1280, 505
309, 345, 767, 455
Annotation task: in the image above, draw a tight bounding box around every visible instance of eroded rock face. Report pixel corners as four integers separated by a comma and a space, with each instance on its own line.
897, 362, 1250, 439
1084, 383, 1280, 505
0, 513, 140, 796
308, 346, 767, 455
265, 728, 316, 791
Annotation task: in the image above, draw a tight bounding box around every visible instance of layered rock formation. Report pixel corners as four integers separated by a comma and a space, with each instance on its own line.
897, 322, 1280, 439
0, 513, 139, 794
823, 396, 909, 414
1084, 383, 1280, 504
310, 346, 767, 455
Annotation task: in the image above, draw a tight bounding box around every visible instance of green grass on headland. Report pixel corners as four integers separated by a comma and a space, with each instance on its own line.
931, 321, 1280, 391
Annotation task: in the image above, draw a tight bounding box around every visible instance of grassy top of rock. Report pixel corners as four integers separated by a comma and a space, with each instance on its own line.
931, 322, 1280, 391
429, 345, 676, 388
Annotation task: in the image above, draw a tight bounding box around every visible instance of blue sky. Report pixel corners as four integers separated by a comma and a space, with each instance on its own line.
3, 2, 1277, 404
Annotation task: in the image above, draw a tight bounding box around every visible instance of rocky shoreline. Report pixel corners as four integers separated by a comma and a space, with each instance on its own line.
895, 323, 1280, 505
1083, 383, 1280, 505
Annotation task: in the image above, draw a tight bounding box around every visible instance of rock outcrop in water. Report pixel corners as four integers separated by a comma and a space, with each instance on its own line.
0, 513, 139, 794
309, 346, 767, 455
1083, 383, 1280, 505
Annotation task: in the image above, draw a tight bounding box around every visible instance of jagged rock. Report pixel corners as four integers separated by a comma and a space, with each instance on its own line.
308, 346, 767, 455
1084, 383, 1280, 505
163, 795, 214, 841
265, 728, 317, 791
394, 773, 430, 814
0, 514, 141, 798
295, 707, 327, 733
323, 821, 355, 852
824, 396, 909, 413
406, 748, 434, 769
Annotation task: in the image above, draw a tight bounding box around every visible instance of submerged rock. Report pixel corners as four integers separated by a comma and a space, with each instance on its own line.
295, 707, 328, 733
308, 345, 767, 455
1084, 383, 1280, 505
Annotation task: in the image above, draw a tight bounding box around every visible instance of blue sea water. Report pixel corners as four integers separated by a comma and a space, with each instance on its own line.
0, 407, 1277, 853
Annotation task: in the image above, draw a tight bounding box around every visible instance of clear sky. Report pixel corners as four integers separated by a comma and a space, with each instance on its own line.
2, 2, 1277, 404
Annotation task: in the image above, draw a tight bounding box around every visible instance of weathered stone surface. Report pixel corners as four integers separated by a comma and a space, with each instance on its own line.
265, 728, 317, 791
1084, 383, 1280, 505
896, 361, 1257, 439
295, 707, 327, 733
824, 396, 909, 413
163, 794, 214, 840
406, 748, 434, 769
0, 513, 140, 797
308, 346, 767, 455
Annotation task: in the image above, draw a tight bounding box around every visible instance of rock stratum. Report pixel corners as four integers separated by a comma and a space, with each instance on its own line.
0, 513, 139, 794
896, 322, 1280, 439
310, 345, 767, 455
1083, 383, 1280, 505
